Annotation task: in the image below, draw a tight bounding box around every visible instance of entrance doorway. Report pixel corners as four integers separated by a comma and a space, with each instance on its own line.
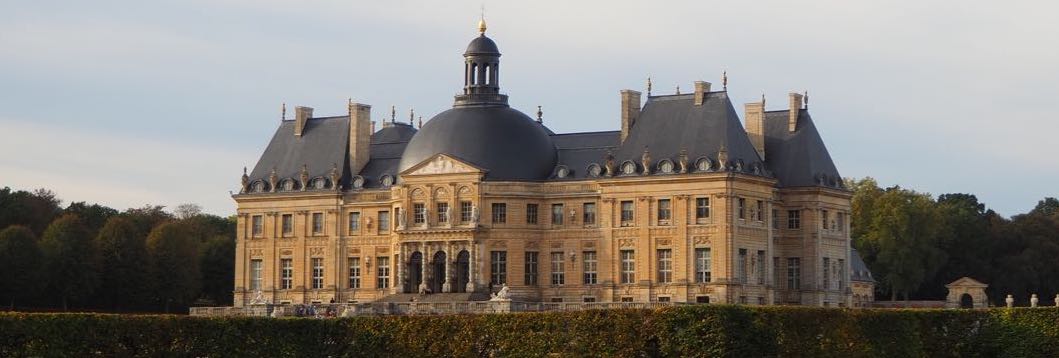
407, 251, 422, 293
431, 251, 447, 293
455, 250, 470, 293
960, 293, 974, 308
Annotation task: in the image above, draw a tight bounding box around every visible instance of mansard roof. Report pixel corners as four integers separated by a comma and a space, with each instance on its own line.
762, 110, 843, 188
850, 248, 875, 283
248, 116, 349, 187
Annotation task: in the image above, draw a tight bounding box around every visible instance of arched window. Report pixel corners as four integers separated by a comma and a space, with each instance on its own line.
485, 65, 492, 85
471, 63, 478, 85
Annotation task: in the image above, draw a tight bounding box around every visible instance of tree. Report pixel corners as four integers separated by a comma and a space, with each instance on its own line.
123, 205, 173, 237
94, 216, 150, 310
0, 187, 62, 236
146, 221, 200, 312
0, 226, 42, 309
199, 235, 235, 306
856, 187, 946, 300
173, 203, 203, 220
1030, 197, 1059, 217
39, 214, 99, 310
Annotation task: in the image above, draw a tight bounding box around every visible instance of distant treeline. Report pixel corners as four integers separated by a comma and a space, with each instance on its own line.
0, 187, 234, 313
849, 178, 1059, 305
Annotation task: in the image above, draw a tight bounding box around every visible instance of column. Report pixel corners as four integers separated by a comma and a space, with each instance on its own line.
420, 244, 430, 293
442, 242, 454, 292
466, 241, 477, 292
395, 244, 405, 294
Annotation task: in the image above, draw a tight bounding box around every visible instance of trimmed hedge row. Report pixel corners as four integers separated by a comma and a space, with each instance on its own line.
1, 306, 1057, 357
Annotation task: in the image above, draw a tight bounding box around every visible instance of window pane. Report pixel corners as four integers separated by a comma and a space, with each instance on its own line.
490, 251, 507, 285
620, 250, 635, 284
551, 204, 564, 225
348, 212, 360, 233
657, 249, 672, 283
526, 204, 538, 224
582, 251, 597, 285
312, 213, 324, 234
376, 257, 390, 288
348, 257, 361, 289
695, 248, 711, 283
378, 211, 390, 233
657, 199, 671, 223
696, 198, 710, 219
491, 203, 507, 224
582, 203, 596, 225
621, 201, 634, 225
550, 252, 565, 285
524, 252, 538, 285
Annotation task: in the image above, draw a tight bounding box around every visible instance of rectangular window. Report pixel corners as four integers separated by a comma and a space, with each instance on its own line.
490, 251, 507, 285
787, 210, 801, 229
582, 203, 596, 225
737, 249, 748, 283
550, 252, 565, 285
376, 256, 390, 289
837, 259, 845, 290
821, 210, 830, 230
657, 199, 671, 225
695, 248, 711, 283
658, 296, 671, 303
620, 250, 636, 284
249, 259, 262, 291
657, 249, 672, 283
551, 203, 564, 225
757, 250, 766, 285
436, 202, 449, 224
460, 201, 473, 223
280, 258, 293, 290
281, 214, 293, 236
696, 197, 710, 220
774, 257, 781, 288
413, 203, 426, 225
837, 212, 845, 232
696, 296, 711, 304
348, 257, 361, 289
348, 212, 360, 233
312, 212, 324, 235
756, 200, 765, 221
620, 296, 634, 303
251, 215, 263, 237
771, 209, 779, 229
823, 257, 831, 290
311, 257, 324, 289
582, 251, 597, 285
491, 203, 507, 224
526, 203, 538, 224
378, 211, 390, 234
524, 252, 539, 286
620, 201, 635, 226
787, 258, 801, 290
583, 297, 596, 303
738, 198, 746, 220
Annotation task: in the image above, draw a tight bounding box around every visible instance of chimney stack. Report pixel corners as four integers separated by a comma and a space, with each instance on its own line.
620, 90, 642, 143
349, 102, 372, 175
694, 81, 711, 106
294, 106, 314, 136
787, 93, 803, 132
744, 100, 766, 160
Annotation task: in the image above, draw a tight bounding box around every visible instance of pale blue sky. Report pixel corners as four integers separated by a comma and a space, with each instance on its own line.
1, 0, 1056, 217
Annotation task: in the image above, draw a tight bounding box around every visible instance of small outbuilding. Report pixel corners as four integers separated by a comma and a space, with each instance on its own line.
945, 277, 989, 309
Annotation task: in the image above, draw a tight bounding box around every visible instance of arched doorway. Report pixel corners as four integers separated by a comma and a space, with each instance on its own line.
960, 293, 974, 309
455, 250, 470, 293
431, 251, 447, 293
407, 252, 422, 293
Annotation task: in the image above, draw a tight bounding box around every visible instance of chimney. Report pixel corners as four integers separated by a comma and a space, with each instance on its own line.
349, 102, 372, 175
744, 101, 766, 160
694, 81, 711, 106
620, 89, 642, 143
787, 93, 803, 132
294, 106, 313, 136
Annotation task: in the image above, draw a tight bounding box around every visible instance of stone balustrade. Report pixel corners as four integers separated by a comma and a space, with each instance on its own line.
190, 301, 690, 317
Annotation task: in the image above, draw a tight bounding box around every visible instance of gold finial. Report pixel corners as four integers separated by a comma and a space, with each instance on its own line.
536, 105, 543, 123
804, 90, 809, 109
722, 71, 728, 91
281, 102, 286, 121
390, 105, 396, 123
478, 5, 487, 34
647, 77, 652, 96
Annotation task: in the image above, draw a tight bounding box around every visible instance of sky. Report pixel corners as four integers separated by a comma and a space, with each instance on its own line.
1, 0, 1056, 217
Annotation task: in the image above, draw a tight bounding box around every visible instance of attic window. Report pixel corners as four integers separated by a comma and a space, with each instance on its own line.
620, 161, 637, 176
282, 179, 295, 191
380, 175, 394, 187
314, 178, 327, 190
694, 157, 712, 172
555, 165, 570, 179
586, 163, 602, 178
657, 160, 675, 174
351, 176, 365, 189
252, 181, 266, 193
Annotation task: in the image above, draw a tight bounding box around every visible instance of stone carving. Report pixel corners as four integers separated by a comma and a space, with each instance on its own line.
490, 283, 511, 301
1031, 294, 1039, 308
618, 238, 635, 247
396, 209, 406, 230
422, 207, 430, 227
269, 168, 278, 193
408, 155, 477, 175
1006, 294, 1014, 308
717, 146, 729, 171
657, 238, 671, 246
693, 236, 710, 245
678, 149, 689, 173
299, 164, 309, 191
309, 247, 324, 256
603, 151, 615, 177
330, 163, 340, 191
1055, 294, 1059, 307
248, 290, 267, 305
442, 205, 451, 225
241, 167, 250, 193
471, 205, 480, 225
641, 147, 651, 176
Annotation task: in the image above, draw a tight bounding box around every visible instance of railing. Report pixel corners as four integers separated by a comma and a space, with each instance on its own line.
190, 301, 692, 317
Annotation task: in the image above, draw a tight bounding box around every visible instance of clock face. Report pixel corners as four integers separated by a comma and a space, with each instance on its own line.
352, 176, 365, 189
622, 162, 636, 175
660, 161, 674, 173
587, 164, 601, 177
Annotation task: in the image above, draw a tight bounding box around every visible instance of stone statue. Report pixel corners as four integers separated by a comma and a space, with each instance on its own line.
268, 168, 278, 193
366, 216, 374, 229
330, 163, 340, 191
678, 149, 689, 173
490, 283, 511, 301
1005, 294, 1014, 308
422, 207, 430, 227
443, 205, 451, 225
603, 151, 615, 177
641, 147, 651, 176
249, 290, 265, 305
396, 209, 406, 230
717, 145, 729, 171
471, 205, 480, 224
1054, 294, 1059, 307
241, 167, 250, 193
1031, 294, 1039, 308
299, 164, 310, 191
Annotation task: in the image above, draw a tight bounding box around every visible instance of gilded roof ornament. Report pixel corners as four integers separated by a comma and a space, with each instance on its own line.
477, 6, 487, 34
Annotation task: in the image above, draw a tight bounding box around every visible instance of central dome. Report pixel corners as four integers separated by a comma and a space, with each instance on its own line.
399, 106, 557, 180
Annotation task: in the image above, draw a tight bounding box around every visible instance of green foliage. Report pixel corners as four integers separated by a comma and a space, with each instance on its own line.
0, 187, 62, 236
146, 222, 201, 312
0, 306, 1057, 357
39, 214, 99, 310
95, 216, 151, 310
198, 235, 234, 306
0, 226, 42, 308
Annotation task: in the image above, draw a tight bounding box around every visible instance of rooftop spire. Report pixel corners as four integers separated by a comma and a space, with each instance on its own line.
722, 71, 728, 91
390, 105, 396, 123
281, 102, 286, 121
647, 77, 652, 96
478, 5, 487, 34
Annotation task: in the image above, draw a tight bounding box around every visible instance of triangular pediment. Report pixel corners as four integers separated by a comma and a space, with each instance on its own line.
400, 153, 485, 176
946, 276, 988, 288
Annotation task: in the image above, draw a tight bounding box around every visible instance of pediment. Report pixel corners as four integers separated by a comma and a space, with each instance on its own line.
400, 153, 485, 176
945, 276, 988, 288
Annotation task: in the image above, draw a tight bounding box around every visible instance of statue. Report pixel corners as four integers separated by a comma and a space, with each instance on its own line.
365, 216, 374, 229
249, 290, 266, 305
422, 207, 430, 227
471, 205, 480, 224
490, 283, 511, 301
678, 149, 689, 173
268, 168, 278, 193
299, 164, 310, 191
603, 151, 615, 177
717, 145, 729, 171
641, 146, 651, 176
396, 209, 406, 230
443, 205, 452, 225
1005, 294, 1014, 308
1031, 294, 1039, 308
241, 167, 250, 193
330, 163, 340, 191
1055, 294, 1059, 307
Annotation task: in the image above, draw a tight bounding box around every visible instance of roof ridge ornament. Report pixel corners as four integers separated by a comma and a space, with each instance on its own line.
647, 77, 652, 96
417, 116, 423, 128
391, 105, 396, 123
281, 102, 286, 122
537, 105, 543, 123
804, 90, 809, 109
675, 85, 680, 95
241, 167, 250, 193
409, 108, 415, 124
722, 71, 728, 91
478, 5, 487, 35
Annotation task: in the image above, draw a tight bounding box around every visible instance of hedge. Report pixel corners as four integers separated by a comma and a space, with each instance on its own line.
0, 306, 1056, 357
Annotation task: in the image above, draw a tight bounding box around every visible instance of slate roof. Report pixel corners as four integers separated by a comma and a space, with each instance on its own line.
357, 123, 417, 188
613, 93, 763, 173
551, 131, 620, 180
850, 248, 875, 283
248, 116, 350, 188
762, 110, 843, 188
